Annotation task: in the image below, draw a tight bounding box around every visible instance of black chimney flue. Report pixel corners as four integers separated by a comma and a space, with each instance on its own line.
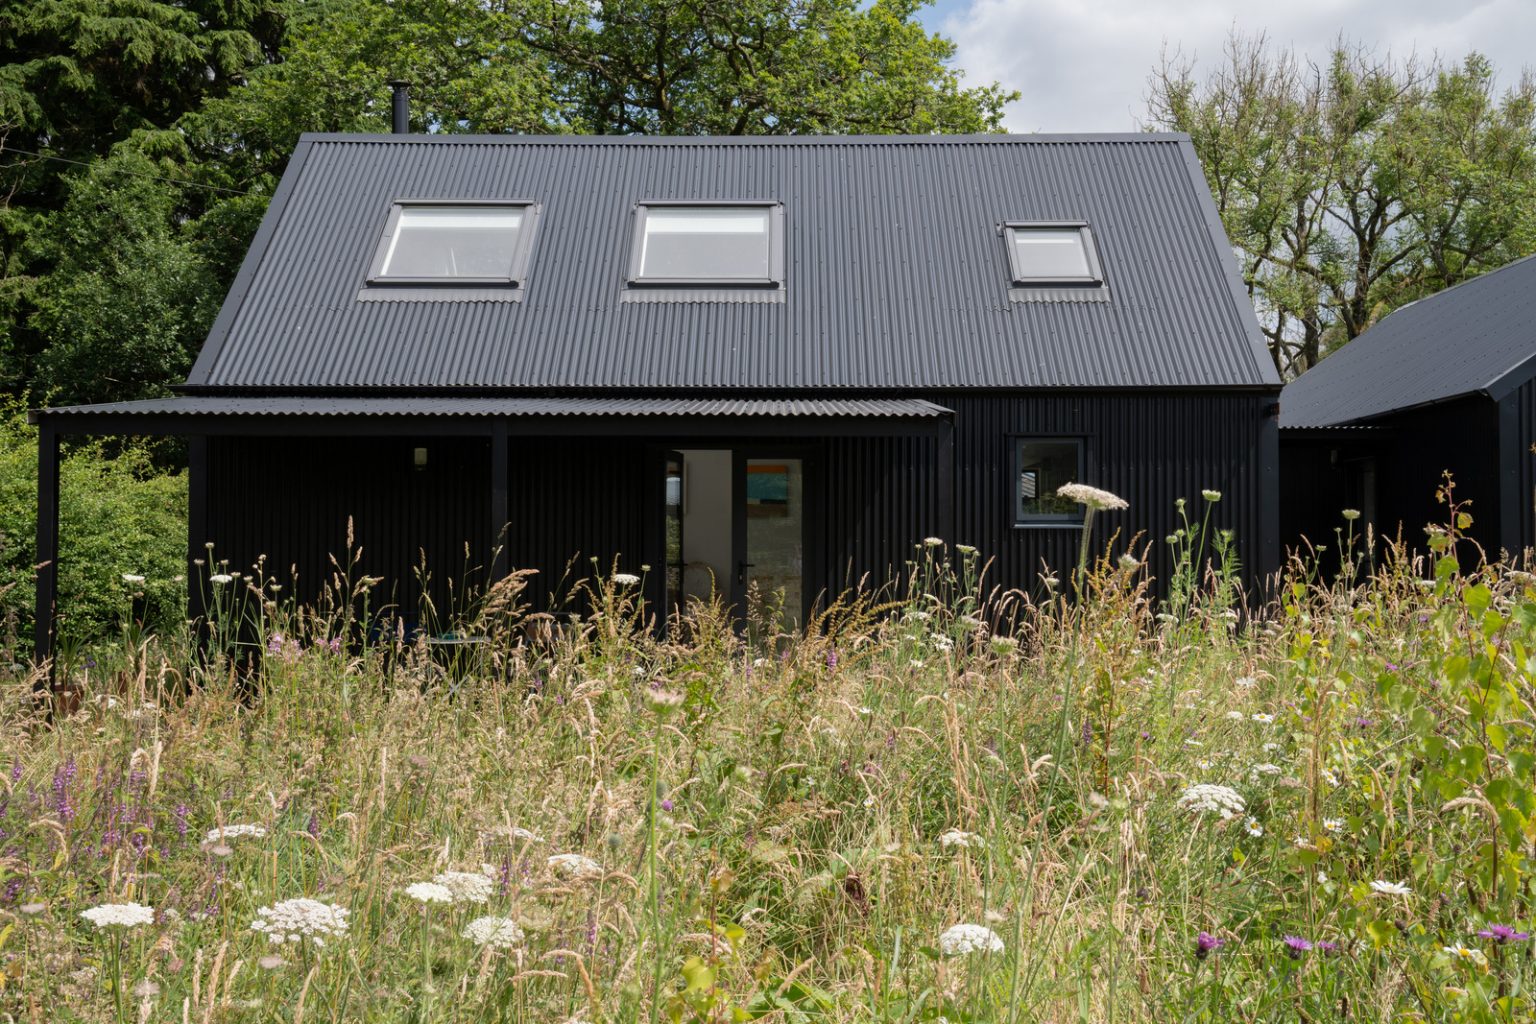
389, 80, 410, 134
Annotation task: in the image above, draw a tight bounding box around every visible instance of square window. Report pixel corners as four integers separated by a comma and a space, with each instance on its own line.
629, 203, 783, 288
1014, 438, 1084, 524
368, 202, 536, 285
1003, 222, 1104, 287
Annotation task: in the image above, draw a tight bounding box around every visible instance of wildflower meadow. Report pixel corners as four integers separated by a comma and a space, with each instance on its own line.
1, 490, 1534, 1022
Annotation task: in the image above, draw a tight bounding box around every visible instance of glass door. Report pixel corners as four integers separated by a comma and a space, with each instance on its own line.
664, 452, 684, 619
735, 456, 805, 629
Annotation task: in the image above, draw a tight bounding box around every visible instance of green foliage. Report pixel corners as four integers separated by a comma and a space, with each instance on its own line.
1148, 35, 1536, 377
0, 409, 186, 653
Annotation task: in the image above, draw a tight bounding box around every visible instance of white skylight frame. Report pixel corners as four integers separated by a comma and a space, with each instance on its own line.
367, 199, 540, 286
1002, 221, 1105, 288
627, 201, 785, 289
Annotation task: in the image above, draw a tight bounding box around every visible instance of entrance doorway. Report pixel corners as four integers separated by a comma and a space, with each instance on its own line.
664, 447, 812, 628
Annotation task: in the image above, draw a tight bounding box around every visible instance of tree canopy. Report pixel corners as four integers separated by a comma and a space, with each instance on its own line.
1, 0, 1013, 405
1147, 34, 1536, 378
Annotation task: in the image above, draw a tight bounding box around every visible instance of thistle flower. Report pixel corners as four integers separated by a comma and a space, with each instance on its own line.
1370, 880, 1411, 897
937, 923, 1005, 956
1055, 482, 1128, 511
463, 916, 524, 949
1195, 931, 1225, 959
250, 898, 350, 946
204, 824, 266, 844
1283, 935, 1313, 958
80, 903, 156, 930
548, 853, 604, 880
403, 882, 454, 904
1476, 924, 1531, 943
937, 829, 983, 849
434, 871, 494, 904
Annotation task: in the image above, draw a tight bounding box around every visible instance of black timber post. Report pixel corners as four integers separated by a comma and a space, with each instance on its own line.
1259, 398, 1281, 583
936, 418, 956, 545
34, 422, 59, 674
187, 436, 210, 633
490, 421, 509, 579
1497, 395, 1522, 559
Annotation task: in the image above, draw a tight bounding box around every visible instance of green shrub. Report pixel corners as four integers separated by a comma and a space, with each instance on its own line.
0, 408, 187, 655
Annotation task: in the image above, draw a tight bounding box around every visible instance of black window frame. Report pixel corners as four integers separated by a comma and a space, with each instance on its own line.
627, 200, 785, 290
1011, 435, 1087, 527
1001, 221, 1105, 288
366, 198, 541, 287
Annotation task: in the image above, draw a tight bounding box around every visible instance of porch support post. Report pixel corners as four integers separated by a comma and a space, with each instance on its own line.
936, 417, 956, 545
34, 423, 60, 675
187, 436, 210, 632
490, 420, 509, 579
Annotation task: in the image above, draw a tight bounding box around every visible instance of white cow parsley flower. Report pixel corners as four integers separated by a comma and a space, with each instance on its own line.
403, 882, 454, 904
80, 903, 155, 930
1177, 784, 1246, 820
1055, 483, 1128, 511
463, 916, 525, 949
938, 923, 1005, 956
250, 898, 349, 947
204, 824, 267, 844
434, 871, 494, 904
937, 829, 983, 849
548, 853, 603, 880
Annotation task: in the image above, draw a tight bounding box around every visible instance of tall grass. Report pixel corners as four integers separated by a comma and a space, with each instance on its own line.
0, 514, 1532, 1023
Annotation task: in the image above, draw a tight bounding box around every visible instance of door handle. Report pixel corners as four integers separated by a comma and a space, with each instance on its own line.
737, 561, 755, 584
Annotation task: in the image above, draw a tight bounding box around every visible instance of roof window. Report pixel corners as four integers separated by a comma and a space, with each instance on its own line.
629, 203, 784, 288
368, 201, 538, 285
1003, 222, 1104, 287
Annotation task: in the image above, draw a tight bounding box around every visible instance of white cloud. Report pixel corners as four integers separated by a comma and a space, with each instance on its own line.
940, 0, 1536, 132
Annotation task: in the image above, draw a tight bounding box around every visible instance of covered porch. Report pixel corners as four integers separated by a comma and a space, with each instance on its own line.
31, 396, 955, 662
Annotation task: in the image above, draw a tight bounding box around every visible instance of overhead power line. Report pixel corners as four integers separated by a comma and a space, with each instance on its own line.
0, 146, 255, 196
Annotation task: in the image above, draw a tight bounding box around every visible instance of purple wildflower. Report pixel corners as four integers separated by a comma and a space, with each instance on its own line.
1195, 931, 1225, 960
1315, 940, 1340, 954
306, 810, 320, 838
9, 758, 21, 785
327, 636, 341, 654
173, 803, 190, 841
267, 633, 285, 655
827, 647, 838, 671
1283, 935, 1313, 958
1477, 925, 1532, 944
660, 799, 674, 813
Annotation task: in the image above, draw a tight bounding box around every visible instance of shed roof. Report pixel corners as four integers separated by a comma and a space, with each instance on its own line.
184, 132, 1279, 393
1281, 254, 1536, 428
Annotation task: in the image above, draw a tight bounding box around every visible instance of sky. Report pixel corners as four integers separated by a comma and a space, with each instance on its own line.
915, 0, 1536, 132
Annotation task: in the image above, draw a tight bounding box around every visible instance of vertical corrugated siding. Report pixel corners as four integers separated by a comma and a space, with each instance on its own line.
197, 392, 1276, 617
204, 437, 491, 623
1509, 379, 1536, 554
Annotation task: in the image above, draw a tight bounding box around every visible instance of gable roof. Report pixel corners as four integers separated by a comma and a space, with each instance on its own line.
1281, 254, 1536, 428
186, 132, 1279, 393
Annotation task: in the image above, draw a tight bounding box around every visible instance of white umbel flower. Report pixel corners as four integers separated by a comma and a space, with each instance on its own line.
204, 824, 267, 844
80, 903, 156, 930
463, 915, 525, 949
1055, 482, 1129, 511
249, 898, 349, 947
1176, 784, 1246, 820
937, 829, 983, 849
938, 923, 1005, 956
209, 573, 234, 585
613, 573, 641, 586
434, 871, 494, 904
1370, 879, 1411, 897
403, 882, 454, 904
121, 573, 146, 584
548, 853, 604, 880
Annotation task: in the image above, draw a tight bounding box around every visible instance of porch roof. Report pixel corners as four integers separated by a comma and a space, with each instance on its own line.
30, 395, 954, 437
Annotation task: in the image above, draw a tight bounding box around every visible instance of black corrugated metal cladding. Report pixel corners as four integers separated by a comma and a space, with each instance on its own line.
199, 392, 1277, 620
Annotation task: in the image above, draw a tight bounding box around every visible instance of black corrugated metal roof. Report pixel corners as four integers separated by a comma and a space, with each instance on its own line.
1281, 255, 1536, 428
37, 396, 952, 419
185, 133, 1278, 392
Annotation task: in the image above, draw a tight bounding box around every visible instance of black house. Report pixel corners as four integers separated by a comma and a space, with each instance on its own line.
32, 131, 1281, 656
1280, 254, 1536, 562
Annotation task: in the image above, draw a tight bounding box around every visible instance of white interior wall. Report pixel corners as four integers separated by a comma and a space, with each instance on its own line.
678, 449, 732, 604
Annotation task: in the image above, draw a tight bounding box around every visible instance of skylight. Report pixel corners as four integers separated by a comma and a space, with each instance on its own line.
1003, 222, 1104, 287
629, 203, 783, 287
369, 202, 535, 284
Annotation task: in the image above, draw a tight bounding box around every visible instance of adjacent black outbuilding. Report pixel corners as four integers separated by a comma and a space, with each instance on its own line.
1280, 254, 1536, 563
32, 131, 1282, 658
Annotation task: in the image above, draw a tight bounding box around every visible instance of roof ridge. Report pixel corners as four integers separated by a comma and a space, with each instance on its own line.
298, 131, 1189, 146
